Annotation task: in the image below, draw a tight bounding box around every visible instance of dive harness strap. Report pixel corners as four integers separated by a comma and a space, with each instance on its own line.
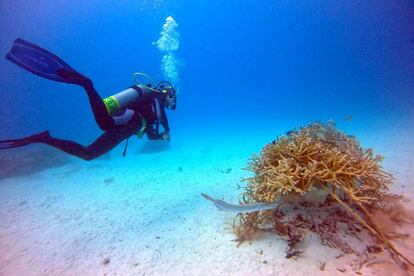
122, 138, 129, 157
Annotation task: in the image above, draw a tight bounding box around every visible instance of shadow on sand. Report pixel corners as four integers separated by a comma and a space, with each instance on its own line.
0, 145, 72, 180
136, 140, 171, 154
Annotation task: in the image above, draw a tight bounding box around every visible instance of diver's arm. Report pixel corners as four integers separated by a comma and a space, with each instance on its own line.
159, 104, 170, 133
146, 121, 170, 141
133, 93, 170, 140
158, 109, 170, 141
146, 123, 162, 140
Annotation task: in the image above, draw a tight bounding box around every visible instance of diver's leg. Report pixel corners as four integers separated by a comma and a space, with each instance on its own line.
0, 128, 134, 161
81, 80, 115, 131
41, 129, 132, 161
51, 70, 114, 131
5, 39, 114, 131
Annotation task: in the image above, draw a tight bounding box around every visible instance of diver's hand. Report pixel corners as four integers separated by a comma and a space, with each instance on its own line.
161, 132, 170, 141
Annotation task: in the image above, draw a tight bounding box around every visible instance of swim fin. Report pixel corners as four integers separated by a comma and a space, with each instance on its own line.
0, 131, 50, 150
5, 38, 89, 85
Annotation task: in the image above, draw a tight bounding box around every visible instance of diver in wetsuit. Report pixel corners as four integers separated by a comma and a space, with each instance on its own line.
0, 38, 177, 161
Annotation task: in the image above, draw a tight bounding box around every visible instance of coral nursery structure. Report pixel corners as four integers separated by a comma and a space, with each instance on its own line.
233, 122, 413, 270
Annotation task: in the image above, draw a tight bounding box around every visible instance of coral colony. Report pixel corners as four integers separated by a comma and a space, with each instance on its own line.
233, 122, 413, 271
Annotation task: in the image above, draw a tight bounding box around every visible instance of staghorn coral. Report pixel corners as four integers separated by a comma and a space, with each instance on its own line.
234, 122, 413, 270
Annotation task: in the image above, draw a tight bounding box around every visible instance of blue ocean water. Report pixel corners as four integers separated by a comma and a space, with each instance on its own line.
1, 0, 413, 142
0, 2, 414, 275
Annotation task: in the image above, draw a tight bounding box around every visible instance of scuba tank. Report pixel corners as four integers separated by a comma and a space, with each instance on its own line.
102, 85, 151, 150
103, 73, 168, 115
103, 81, 176, 115
103, 85, 148, 115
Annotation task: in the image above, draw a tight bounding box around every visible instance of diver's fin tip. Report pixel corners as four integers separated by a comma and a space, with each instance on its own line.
5, 38, 86, 85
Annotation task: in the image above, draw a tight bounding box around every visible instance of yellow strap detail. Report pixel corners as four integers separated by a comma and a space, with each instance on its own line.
103, 96, 120, 115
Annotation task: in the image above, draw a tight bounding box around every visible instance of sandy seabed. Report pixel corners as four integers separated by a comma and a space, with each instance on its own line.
0, 124, 413, 276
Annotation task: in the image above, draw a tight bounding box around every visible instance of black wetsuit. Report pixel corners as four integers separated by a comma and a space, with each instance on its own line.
40, 80, 170, 160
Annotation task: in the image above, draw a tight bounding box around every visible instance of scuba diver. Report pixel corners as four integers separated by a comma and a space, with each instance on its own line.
0, 38, 177, 161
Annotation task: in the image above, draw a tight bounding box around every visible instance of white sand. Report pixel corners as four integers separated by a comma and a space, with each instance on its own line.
0, 124, 413, 276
